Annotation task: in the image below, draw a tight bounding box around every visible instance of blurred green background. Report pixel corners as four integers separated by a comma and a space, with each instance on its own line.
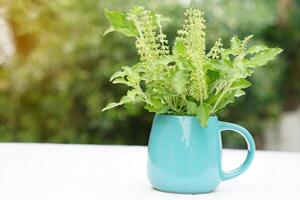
0, 0, 299, 149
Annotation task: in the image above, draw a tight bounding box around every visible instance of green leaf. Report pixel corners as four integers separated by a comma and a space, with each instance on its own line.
247, 45, 268, 54
207, 94, 219, 105
221, 49, 233, 60
178, 57, 194, 69
151, 56, 174, 66
102, 89, 141, 112
109, 70, 126, 82
144, 98, 169, 113
123, 67, 140, 83
207, 59, 234, 74
172, 71, 188, 94
101, 102, 124, 112
176, 60, 185, 70
234, 90, 246, 97
186, 101, 197, 115
230, 36, 241, 54
173, 39, 187, 57
196, 103, 212, 128
230, 79, 252, 90
111, 77, 129, 85
123, 89, 140, 102
213, 92, 236, 113
103, 26, 115, 36
104, 9, 138, 37
249, 47, 283, 67
144, 104, 157, 113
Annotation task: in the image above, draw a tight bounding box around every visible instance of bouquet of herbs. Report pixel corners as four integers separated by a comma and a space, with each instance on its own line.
102, 6, 282, 127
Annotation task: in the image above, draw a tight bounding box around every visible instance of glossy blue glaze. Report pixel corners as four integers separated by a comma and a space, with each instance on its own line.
147, 115, 255, 194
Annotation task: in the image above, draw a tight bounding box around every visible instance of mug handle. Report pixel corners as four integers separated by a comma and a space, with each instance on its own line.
219, 121, 256, 181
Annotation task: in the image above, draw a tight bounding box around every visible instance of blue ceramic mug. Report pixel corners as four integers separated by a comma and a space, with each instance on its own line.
147, 115, 255, 194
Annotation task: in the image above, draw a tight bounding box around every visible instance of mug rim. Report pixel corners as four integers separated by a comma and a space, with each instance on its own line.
155, 114, 218, 120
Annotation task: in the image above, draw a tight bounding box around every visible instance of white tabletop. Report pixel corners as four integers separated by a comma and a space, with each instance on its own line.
0, 143, 299, 200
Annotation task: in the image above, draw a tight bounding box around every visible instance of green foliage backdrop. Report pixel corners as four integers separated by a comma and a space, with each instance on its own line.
1, 0, 299, 148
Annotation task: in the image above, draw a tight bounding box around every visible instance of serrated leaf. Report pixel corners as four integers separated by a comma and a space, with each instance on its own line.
173, 39, 187, 57
196, 103, 212, 128
144, 104, 169, 114
144, 104, 157, 113
176, 60, 185, 70
151, 56, 174, 66
103, 26, 115, 36
207, 93, 219, 105
186, 101, 197, 115
249, 48, 283, 67
102, 89, 141, 112
230, 36, 241, 54
221, 49, 233, 60
111, 77, 128, 85
178, 57, 194, 69
125, 89, 140, 101
213, 92, 236, 113
208, 59, 234, 74
101, 102, 124, 112
234, 90, 246, 97
123, 67, 140, 83
104, 9, 138, 37
109, 70, 126, 82
172, 71, 188, 94
144, 98, 169, 113
247, 45, 268, 54
230, 79, 252, 90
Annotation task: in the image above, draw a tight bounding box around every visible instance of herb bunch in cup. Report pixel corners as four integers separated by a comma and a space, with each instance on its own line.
102, 6, 282, 127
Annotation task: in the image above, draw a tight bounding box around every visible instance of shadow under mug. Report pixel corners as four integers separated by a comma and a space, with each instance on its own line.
147, 115, 255, 194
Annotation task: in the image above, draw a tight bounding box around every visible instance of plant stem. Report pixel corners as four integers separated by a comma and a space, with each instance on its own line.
164, 97, 180, 113
212, 80, 234, 113
134, 83, 153, 106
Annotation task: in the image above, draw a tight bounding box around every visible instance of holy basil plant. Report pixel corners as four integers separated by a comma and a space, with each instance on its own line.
102, 6, 282, 127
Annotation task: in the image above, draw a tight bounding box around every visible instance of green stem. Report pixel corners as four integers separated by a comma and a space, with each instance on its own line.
164, 97, 180, 113
134, 83, 152, 106
212, 80, 234, 113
